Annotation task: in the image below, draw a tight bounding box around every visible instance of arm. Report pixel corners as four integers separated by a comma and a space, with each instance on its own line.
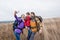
14, 11, 21, 22
40, 22, 43, 30
39, 22, 43, 34
14, 11, 18, 20
24, 20, 28, 29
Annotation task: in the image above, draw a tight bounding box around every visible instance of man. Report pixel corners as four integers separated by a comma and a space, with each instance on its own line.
29, 12, 43, 40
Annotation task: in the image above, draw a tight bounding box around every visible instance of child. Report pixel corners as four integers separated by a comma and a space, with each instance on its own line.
24, 12, 31, 40
24, 12, 30, 28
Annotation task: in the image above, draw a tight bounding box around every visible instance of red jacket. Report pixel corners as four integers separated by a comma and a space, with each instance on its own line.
24, 16, 30, 27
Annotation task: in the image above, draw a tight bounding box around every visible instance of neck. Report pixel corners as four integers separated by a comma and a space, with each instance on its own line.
21, 18, 25, 22
21, 18, 24, 20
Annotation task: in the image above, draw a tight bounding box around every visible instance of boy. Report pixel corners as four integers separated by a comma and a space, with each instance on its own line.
29, 12, 43, 40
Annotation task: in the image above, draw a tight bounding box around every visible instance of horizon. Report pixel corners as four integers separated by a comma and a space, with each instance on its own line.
0, 17, 60, 22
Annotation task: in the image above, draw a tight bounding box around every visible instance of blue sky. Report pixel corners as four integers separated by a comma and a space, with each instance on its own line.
0, 0, 60, 21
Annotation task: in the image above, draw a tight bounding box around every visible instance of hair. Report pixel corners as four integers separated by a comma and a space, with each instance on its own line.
31, 12, 35, 16
21, 14, 25, 17
35, 16, 43, 23
26, 12, 30, 15
38, 16, 43, 22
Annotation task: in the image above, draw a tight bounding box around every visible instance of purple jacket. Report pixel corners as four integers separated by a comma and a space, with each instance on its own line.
14, 15, 24, 33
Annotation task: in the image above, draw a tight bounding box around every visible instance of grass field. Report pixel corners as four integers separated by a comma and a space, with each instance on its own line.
0, 18, 60, 40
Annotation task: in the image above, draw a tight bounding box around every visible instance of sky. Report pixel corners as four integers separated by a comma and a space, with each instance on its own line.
0, 0, 60, 21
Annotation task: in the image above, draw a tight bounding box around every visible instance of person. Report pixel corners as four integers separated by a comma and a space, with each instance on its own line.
14, 11, 25, 40
24, 12, 31, 40
29, 12, 43, 40
24, 12, 30, 29
35, 16, 43, 34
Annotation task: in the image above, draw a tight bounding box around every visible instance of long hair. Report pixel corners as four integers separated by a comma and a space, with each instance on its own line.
35, 16, 43, 23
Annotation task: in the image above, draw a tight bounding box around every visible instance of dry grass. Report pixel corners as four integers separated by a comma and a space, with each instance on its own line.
0, 18, 60, 40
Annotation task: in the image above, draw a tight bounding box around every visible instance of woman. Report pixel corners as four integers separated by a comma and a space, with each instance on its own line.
14, 11, 25, 40
35, 16, 43, 34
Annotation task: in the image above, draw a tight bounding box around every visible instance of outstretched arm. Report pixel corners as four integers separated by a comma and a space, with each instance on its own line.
14, 11, 21, 22
14, 11, 18, 20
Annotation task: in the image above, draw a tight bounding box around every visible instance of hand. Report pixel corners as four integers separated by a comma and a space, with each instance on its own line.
25, 26, 29, 30
14, 10, 19, 14
14, 11, 18, 14
25, 26, 28, 29
28, 28, 30, 30
39, 29, 42, 34
14, 11, 17, 15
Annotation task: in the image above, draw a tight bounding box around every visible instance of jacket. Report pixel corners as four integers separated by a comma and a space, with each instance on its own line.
14, 15, 25, 33
30, 16, 42, 32
24, 16, 30, 27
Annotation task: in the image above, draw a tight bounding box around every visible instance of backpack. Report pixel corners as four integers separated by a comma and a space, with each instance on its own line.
13, 20, 18, 31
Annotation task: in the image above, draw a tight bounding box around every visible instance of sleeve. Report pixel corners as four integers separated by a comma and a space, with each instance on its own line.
14, 15, 21, 22
14, 15, 18, 20
24, 20, 27, 26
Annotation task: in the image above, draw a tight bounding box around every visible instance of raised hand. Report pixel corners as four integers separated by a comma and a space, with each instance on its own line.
14, 10, 19, 16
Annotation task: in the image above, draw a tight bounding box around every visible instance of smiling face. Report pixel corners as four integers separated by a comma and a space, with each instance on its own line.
30, 13, 34, 17
35, 17, 40, 23
21, 14, 25, 19
35, 17, 39, 21
31, 12, 35, 17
